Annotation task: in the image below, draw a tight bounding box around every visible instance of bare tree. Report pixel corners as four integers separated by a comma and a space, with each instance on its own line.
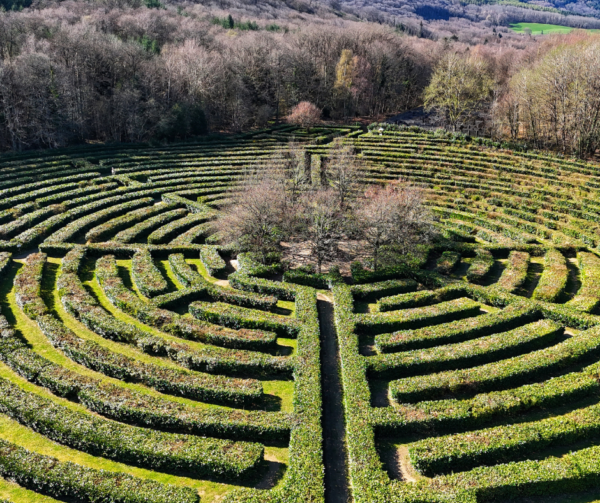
297, 189, 344, 273
326, 137, 364, 210
424, 51, 493, 130
355, 181, 432, 270
270, 142, 310, 205
214, 172, 293, 263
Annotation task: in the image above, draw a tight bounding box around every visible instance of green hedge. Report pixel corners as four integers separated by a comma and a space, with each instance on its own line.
567, 251, 600, 312
409, 399, 600, 476
113, 208, 188, 243
85, 203, 176, 243
436, 251, 461, 275
44, 198, 155, 244
0, 323, 290, 442
0, 377, 264, 478
148, 213, 209, 244
19, 252, 264, 405
96, 255, 292, 375
497, 251, 529, 293
352, 279, 418, 303
200, 245, 226, 275
223, 283, 325, 503
131, 249, 169, 297
190, 301, 301, 338
432, 444, 600, 502
372, 365, 600, 435
355, 297, 482, 335
374, 301, 538, 353
370, 319, 560, 378
531, 249, 568, 302
375, 283, 465, 312
389, 324, 600, 403
466, 248, 494, 283
0, 437, 199, 503
168, 253, 203, 286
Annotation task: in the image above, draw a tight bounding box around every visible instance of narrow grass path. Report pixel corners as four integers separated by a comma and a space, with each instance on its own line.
317, 294, 351, 503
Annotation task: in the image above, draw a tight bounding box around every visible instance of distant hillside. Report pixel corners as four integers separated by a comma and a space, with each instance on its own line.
339, 0, 600, 33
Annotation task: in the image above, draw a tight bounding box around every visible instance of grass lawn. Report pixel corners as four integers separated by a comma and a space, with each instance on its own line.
510, 22, 600, 35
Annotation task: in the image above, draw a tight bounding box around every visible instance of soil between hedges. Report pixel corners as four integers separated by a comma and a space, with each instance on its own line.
317, 294, 351, 503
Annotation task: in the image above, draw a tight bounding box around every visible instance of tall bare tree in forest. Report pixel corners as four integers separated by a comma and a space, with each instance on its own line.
424, 52, 493, 130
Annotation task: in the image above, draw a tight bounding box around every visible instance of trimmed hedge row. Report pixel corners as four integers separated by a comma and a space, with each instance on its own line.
409, 399, 600, 476
497, 251, 530, 292
96, 255, 292, 375
200, 245, 226, 275
466, 248, 494, 283
372, 363, 600, 435
168, 253, 203, 286
79, 381, 291, 441
131, 249, 169, 297
147, 213, 209, 244
436, 251, 460, 275
375, 283, 465, 312
167, 254, 278, 310
352, 279, 418, 303
373, 301, 537, 353
0, 321, 290, 442
0, 376, 264, 478
355, 297, 482, 335
21, 252, 264, 405
190, 301, 301, 338
44, 198, 155, 244
171, 221, 213, 245
567, 252, 600, 312
531, 249, 568, 302
113, 208, 188, 243
85, 203, 177, 243
223, 282, 325, 503
331, 284, 390, 502
389, 325, 600, 403
431, 443, 600, 501
0, 437, 199, 503
370, 319, 560, 378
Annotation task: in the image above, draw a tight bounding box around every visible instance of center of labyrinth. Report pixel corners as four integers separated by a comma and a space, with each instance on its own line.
2, 126, 600, 503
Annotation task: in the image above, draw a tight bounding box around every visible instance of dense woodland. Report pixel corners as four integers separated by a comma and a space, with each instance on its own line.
0, 0, 599, 155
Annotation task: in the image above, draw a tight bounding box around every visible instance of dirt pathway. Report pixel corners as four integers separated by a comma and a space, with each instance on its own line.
317, 294, 351, 503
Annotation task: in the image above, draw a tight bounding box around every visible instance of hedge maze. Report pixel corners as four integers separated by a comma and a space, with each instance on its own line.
2, 123, 600, 502
333, 126, 600, 503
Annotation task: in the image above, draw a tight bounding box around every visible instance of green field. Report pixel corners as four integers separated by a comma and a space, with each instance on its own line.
510, 22, 600, 34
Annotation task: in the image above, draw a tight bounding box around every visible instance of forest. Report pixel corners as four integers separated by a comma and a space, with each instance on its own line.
0, 0, 597, 156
